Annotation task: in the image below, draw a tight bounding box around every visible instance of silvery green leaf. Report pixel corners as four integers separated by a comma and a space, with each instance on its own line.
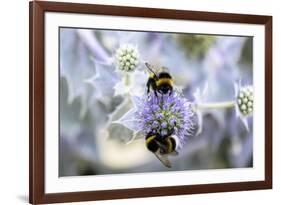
108, 96, 132, 122
60, 29, 95, 118
106, 95, 145, 143
77, 29, 112, 64
129, 70, 147, 96
202, 37, 246, 102
107, 123, 135, 144
113, 108, 140, 132
59, 78, 85, 134
113, 70, 147, 97
96, 30, 119, 52
131, 95, 142, 109
60, 72, 112, 161
85, 61, 119, 102
113, 78, 129, 97
106, 97, 136, 143
193, 82, 228, 137
193, 83, 208, 135
125, 130, 146, 145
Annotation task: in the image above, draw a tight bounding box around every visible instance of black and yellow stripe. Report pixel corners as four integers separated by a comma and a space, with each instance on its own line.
156, 78, 173, 87
145, 62, 174, 95
145, 135, 158, 152
166, 138, 174, 153
146, 134, 177, 155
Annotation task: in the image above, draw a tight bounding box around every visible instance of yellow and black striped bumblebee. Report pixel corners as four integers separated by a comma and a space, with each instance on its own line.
145, 131, 179, 168
145, 62, 174, 96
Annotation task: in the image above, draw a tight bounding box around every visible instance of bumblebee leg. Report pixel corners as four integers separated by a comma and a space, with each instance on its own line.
154, 90, 158, 97
151, 80, 158, 97
146, 80, 151, 94
167, 128, 175, 136
169, 87, 173, 96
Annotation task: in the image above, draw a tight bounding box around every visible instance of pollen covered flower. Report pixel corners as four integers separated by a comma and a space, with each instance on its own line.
115, 44, 140, 72
135, 92, 198, 149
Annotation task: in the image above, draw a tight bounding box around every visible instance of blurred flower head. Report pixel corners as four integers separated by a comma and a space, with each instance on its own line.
135, 92, 198, 149
115, 44, 140, 72
176, 34, 216, 59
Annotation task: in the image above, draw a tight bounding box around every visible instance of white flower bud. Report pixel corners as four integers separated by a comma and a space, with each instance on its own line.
115, 44, 140, 72
237, 85, 254, 116
238, 99, 242, 105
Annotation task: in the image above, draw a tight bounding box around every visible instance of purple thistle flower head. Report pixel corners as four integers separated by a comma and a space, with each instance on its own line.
135, 92, 198, 149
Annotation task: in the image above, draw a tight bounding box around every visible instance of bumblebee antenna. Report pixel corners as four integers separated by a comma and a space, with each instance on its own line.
145, 62, 158, 79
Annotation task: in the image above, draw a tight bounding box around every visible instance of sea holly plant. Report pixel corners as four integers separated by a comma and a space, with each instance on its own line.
108, 38, 254, 163
86, 41, 143, 99
115, 91, 199, 150
86, 32, 164, 99
112, 44, 148, 97
194, 82, 254, 131
113, 77, 254, 155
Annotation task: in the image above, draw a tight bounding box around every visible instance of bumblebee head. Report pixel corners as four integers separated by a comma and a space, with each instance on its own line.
158, 84, 172, 94
156, 72, 173, 94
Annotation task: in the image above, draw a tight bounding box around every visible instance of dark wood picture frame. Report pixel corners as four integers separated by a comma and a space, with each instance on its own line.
29, 1, 272, 204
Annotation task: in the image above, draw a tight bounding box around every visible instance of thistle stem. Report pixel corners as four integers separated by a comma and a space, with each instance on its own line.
124, 73, 130, 86
196, 101, 236, 110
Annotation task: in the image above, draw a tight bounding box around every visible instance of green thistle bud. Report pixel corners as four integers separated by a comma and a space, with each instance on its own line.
237, 86, 253, 116
115, 44, 139, 72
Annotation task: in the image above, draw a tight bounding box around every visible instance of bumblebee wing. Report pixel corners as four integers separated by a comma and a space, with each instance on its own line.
161, 66, 169, 72
155, 140, 167, 150
145, 62, 159, 78
173, 85, 184, 94
155, 139, 177, 156
167, 150, 179, 156
154, 150, 172, 168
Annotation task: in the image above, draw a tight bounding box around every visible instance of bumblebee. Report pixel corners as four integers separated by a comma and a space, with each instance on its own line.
145, 131, 179, 168
145, 62, 173, 96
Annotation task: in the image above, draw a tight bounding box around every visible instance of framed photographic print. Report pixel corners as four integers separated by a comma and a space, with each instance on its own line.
29, 1, 272, 204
